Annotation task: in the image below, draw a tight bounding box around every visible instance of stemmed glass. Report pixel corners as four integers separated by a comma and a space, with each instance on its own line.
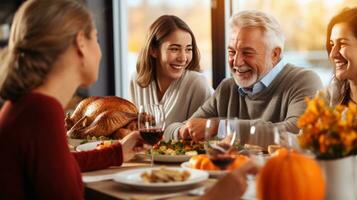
138, 104, 165, 167
248, 121, 275, 165
247, 121, 267, 154
204, 118, 238, 170
247, 122, 300, 167
249, 122, 295, 150
270, 125, 297, 154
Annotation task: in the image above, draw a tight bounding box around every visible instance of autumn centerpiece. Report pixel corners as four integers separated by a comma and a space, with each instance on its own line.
297, 92, 357, 200
297, 92, 357, 159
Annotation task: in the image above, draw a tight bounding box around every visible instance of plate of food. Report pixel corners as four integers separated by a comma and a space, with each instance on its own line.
138, 154, 193, 163
68, 135, 114, 148
113, 167, 208, 191
75, 140, 118, 151
137, 140, 206, 163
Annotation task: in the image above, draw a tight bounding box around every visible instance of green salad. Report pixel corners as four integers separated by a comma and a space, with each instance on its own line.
151, 140, 206, 156
151, 140, 244, 156
79, 135, 110, 145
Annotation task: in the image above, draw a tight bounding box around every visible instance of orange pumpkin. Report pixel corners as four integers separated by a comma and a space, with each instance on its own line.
189, 155, 249, 171
200, 157, 219, 170
189, 155, 206, 169
270, 147, 298, 157
227, 155, 249, 171
256, 150, 325, 200
189, 155, 219, 170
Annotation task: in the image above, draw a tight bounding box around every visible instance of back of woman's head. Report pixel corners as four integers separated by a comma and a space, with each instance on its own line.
136, 15, 200, 87
0, 0, 93, 101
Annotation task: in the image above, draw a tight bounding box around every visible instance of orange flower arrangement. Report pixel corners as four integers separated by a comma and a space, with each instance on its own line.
297, 92, 357, 159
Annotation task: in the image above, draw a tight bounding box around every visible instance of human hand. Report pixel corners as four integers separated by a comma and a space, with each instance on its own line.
186, 118, 210, 142
120, 131, 146, 162
178, 125, 191, 140
229, 160, 259, 194
201, 161, 259, 200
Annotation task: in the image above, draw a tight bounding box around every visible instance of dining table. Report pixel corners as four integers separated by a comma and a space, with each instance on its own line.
81, 157, 258, 200
69, 139, 257, 200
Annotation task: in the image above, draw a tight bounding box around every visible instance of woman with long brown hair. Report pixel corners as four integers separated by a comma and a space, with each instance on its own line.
324, 7, 357, 106
130, 15, 213, 140
0, 0, 141, 199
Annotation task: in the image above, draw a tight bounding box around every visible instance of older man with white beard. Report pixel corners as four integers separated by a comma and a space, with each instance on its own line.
164, 10, 323, 149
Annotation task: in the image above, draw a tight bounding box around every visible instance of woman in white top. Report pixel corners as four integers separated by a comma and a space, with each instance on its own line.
130, 15, 213, 140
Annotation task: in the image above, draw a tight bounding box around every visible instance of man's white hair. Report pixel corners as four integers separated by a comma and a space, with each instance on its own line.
229, 10, 285, 52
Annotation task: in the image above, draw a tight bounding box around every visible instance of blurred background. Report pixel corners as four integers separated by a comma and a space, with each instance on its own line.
1, 0, 357, 105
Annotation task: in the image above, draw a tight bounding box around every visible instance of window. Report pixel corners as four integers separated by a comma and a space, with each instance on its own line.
231, 0, 357, 86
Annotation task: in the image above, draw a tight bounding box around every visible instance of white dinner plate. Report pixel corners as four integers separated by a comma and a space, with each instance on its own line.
68, 138, 86, 147
136, 153, 193, 163
76, 141, 102, 151
180, 161, 227, 178
113, 167, 209, 191
75, 140, 119, 151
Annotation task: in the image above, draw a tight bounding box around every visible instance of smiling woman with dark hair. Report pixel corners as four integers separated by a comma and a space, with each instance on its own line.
324, 7, 357, 106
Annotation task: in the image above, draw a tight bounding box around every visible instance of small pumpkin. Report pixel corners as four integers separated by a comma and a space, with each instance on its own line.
200, 157, 219, 170
189, 155, 218, 170
189, 155, 205, 169
270, 147, 298, 157
227, 155, 249, 171
256, 150, 325, 200
189, 155, 249, 171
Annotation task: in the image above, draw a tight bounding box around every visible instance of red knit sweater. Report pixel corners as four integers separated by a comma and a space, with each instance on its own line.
0, 92, 123, 200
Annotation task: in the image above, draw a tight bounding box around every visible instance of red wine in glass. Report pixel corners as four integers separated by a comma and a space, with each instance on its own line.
139, 128, 164, 146
138, 104, 165, 167
210, 154, 236, 170
207, 142, 235, 170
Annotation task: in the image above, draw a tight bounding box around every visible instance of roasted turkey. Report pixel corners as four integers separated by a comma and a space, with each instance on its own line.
65, 96, 138, 139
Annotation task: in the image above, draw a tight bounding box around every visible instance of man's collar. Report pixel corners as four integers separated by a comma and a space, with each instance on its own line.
260, 58, 286, 87
238, 58, 286, 96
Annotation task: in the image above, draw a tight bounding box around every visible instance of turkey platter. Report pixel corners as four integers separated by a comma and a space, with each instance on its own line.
65, 96, 138, 139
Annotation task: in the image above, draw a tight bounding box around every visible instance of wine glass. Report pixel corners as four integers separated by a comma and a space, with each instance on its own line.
138, 104, 165, 167
247, 121, 268, 154
205, 118, 238, 170
270, 125, 299, 154
247, 121, 276, 165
